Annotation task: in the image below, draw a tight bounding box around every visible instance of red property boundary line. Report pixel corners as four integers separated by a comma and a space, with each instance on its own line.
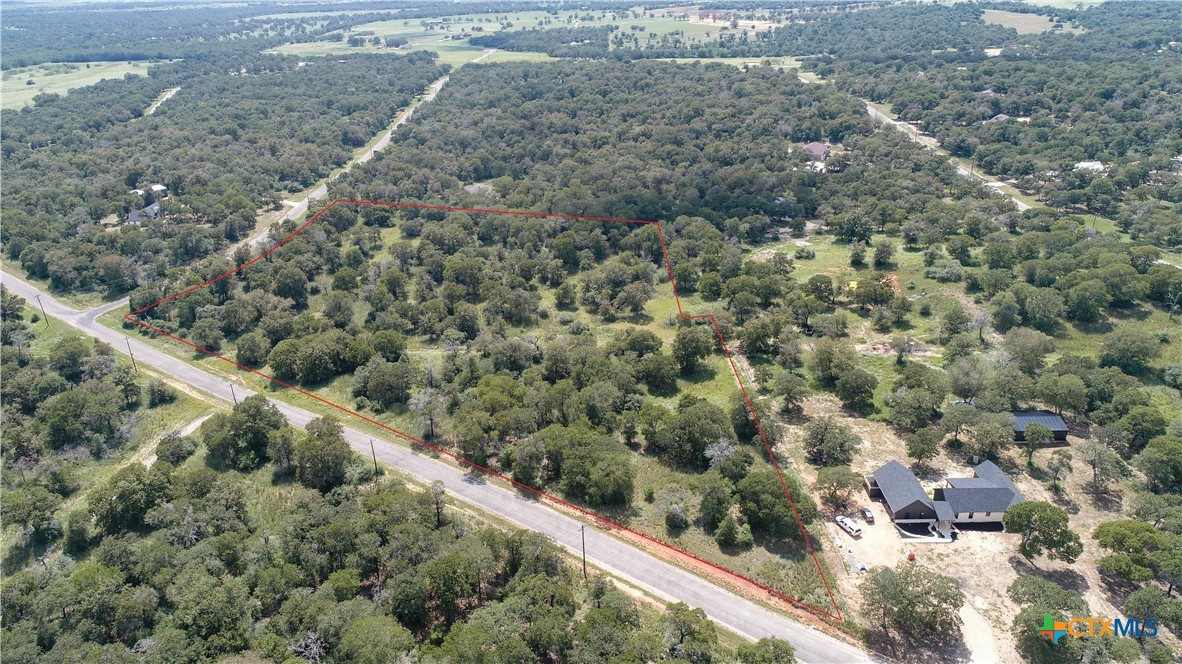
126, 199, 844, 622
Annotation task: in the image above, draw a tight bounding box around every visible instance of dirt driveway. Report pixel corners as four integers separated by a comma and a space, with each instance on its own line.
825, 500, 908, 574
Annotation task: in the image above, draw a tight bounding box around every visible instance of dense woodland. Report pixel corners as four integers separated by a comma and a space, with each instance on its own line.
465, 2, 1182, 218
2, 54, 446, 295
4, 1, 1182, 662
1, 292, 801, 662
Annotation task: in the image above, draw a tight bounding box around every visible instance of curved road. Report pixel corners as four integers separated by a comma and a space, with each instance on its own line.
1, 272, 870, 664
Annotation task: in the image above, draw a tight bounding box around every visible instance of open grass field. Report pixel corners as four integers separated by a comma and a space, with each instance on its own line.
982, 9, 1084, 35
274, 7, 727, 62
1, 61, 159, 110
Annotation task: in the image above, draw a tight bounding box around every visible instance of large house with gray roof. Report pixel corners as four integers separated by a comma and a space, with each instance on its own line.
865, 460, 1024, 538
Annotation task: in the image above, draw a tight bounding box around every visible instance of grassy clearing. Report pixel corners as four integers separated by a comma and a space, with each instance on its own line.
982, 9, 1085, 35
274, 8, 732, 62
1, 61, 160, 110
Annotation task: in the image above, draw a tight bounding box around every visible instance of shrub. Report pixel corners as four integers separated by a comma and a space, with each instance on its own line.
156, 432, 197, 465
925, 259, 965, 282
146, 379, 177, 407
665, 503, 690, 530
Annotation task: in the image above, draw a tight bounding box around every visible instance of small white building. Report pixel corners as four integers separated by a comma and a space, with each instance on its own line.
149, 183, 169, 198
1074, 161, 1105, 172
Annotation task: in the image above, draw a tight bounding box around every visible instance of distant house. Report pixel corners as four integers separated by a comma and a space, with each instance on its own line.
129, 188, 146, 197
802, 141, 831, 161
128, 202, 161, 224
866, 460, 1025, 538
149, 184, 169, 198
976, 88, 1002, 97
1012, 410, 1068, 443
1074, 160, 1105, 172
983, 113, 1011, 124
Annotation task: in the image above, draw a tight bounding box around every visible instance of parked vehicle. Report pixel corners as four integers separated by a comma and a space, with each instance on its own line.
835, 515, 863, 537
860, 507, 875, 523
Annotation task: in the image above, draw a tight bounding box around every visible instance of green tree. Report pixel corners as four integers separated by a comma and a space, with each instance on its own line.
714, 514, 740, 547
861, 562, 964, 638
1, 485, 62, 541
803, 416, 860, 466
966, 413, 1013, 460
366, 360, 415, 408
990, 290, 1021, 332
738, 469, 818, 538
1023, 423, 1054, 468
815, 466, 860, 507
1092, 520, 1161, 584
89, 463, 171, 535
336, 615, 415, 664
939, 304, 972, 343
640, 353, 680, 394
672, 325, 714, 374
1003, 501, 1084, 564
202, 395, 287, 470
1100, 328, 1163, 374
295, 417, 353, 492
835, 367, 877, 413
656, 399, 734, 469
1135, 436, 1182, 494
273, 266, 309, 308
1077, 438, 1126, 494
1036, 373, 1087, 415
736, 638, 796, 664
873, 241, 895, 268
1023, 288, 1066, 332
1004, 327, 1055, 375
775, 371, 808, 416
806, 338, 854, 386
234, 332, 270, 367
660, 602, 717, 663
49, 337, 89, 383
190, 317, 224, 352
1122, 407, 1168, 454
948, 356, 990, 403
906, 428, 943, 468
698, 472, 733, 531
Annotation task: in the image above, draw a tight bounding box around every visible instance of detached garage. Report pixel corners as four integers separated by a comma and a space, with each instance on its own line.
1012, 410, 1068, 443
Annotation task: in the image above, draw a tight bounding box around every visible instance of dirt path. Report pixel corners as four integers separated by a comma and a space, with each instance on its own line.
143, 87, 180, 116
959, 602, 1001, 663
864, 104, 1032, 212
141, 413, 211, 467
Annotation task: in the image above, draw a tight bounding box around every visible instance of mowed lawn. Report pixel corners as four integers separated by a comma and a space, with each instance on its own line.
1, 61, 158, 109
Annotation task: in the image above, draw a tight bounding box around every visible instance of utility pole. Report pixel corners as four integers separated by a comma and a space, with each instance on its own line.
369, 439, 379, 475
580, 525, 588, 580
229, 383, 238, 405
124, 336, 139, 373
33, 294, 48, 327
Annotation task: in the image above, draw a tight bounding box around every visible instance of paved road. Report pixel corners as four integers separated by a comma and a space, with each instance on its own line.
1, 272, 871, 664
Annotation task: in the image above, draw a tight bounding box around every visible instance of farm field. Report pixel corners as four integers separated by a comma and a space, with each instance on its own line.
981, 8, 1084, 34
273, 7, 725, 60
1, 60, 159, 109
